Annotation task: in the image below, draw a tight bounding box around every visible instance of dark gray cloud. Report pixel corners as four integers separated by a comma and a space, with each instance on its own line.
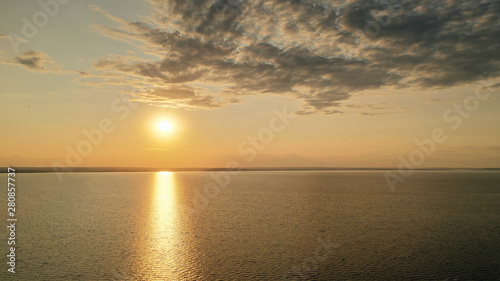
1, 50, 60, 73
86, 0, 500, 113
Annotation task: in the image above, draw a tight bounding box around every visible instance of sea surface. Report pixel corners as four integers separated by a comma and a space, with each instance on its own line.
1, 171, 500, 280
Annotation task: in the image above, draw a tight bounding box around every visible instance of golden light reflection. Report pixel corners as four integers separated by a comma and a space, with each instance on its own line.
154, 171, 176, 221
143, 171, 184, 279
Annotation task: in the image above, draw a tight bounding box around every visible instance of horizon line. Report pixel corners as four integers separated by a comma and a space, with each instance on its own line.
2, 167, 500, 173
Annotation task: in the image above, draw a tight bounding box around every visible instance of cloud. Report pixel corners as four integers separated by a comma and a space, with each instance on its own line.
0, 50, 62, 73
428, 98, 444, 103
436, 145, 500, 156
83, 0, 500, 113
148, 88, 197, 99
128, 86, 239, 108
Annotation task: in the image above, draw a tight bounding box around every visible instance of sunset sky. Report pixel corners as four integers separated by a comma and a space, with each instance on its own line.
1, 0, 499, 168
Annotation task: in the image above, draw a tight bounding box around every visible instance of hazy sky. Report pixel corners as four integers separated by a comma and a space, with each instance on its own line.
1, 0, 499, 168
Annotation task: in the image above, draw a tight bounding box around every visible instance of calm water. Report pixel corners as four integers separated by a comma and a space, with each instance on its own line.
1, 171, 500, 280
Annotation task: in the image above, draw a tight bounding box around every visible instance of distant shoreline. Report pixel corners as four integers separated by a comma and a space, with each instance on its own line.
1, 167, 500, 173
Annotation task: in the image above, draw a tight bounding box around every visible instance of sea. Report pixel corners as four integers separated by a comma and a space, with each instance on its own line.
1, 170, 499, 280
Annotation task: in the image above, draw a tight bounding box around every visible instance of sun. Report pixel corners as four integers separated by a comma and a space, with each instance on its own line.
152, 117, 179, 137
158, 121, 172, 132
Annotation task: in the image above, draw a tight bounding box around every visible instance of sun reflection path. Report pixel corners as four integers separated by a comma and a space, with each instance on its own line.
145, 171, 184, 279
154, 171, 177, 229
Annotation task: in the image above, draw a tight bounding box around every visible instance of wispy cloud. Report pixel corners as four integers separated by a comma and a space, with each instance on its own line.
437, 145, 500, 154
0, 50, 62, 73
